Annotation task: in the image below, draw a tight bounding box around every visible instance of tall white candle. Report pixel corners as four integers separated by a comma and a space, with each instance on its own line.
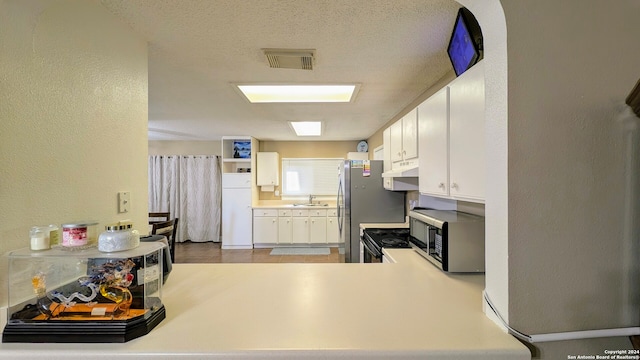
30, 233, 49, 250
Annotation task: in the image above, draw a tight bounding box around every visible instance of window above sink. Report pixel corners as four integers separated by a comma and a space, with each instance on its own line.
281, 158, 343, 196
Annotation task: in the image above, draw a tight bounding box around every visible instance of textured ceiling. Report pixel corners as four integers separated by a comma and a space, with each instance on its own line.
100, 0, 460, 141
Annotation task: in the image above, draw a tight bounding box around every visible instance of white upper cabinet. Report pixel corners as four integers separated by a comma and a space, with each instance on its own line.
417, 61, 485, 203
418, 87, 449, 197
256, 152, 279, 187
390, 120, 403, 163
382, 108, 418, 171
401, 107, 419, 160
447, 61, 486, 202
389, 108, 419, 168
383, 128, 392, 172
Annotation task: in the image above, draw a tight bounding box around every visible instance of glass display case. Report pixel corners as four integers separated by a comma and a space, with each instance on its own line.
3, 242, 165, 343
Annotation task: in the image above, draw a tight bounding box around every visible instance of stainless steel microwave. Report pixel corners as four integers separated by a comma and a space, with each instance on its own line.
409, 209, 485, 273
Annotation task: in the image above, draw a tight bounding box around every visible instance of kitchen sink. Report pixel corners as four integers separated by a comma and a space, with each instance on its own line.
292, 203, 328, 207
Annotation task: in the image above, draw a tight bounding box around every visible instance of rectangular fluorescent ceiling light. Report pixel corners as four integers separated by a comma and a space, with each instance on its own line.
237, 85, 357, 103
289, 121, 322, 136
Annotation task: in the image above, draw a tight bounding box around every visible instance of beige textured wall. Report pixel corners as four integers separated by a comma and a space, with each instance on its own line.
258, 141, 358, 200
502, 0, 639, 334
260, 141, 358, 158
148, 140, 221, 155
0, 0, 148, 307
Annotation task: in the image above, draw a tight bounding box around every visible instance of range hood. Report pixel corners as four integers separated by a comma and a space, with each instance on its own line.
382, 165, 419, 178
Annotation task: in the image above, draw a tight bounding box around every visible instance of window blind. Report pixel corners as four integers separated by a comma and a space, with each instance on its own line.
281, 158, 343, 196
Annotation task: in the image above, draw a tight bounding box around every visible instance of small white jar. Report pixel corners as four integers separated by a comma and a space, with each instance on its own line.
30, 226, 49, 251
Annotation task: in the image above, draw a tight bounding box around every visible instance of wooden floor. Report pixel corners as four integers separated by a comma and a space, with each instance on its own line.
174, 241, 341, 263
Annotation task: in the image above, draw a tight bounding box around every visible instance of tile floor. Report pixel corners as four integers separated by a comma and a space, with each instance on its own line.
174, 241, 341, 264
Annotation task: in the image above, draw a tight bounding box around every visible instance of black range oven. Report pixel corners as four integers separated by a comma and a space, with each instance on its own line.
361, 228, 411, 263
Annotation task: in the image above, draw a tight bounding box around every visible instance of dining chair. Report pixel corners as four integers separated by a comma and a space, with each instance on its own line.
151, 218, 178, 263
149, 212, 170, 224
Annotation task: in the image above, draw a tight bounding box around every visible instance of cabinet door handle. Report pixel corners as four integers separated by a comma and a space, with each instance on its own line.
438, 182, 445, 189
451, 182, 458, 189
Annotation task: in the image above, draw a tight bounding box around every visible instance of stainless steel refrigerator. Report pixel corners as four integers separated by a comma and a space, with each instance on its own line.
337, 160, 406, 263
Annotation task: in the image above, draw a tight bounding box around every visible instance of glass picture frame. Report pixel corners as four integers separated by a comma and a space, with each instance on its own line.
233, 141, 251, 159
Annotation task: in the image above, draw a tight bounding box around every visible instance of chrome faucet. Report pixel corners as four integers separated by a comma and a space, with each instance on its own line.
309, 195, 316, 204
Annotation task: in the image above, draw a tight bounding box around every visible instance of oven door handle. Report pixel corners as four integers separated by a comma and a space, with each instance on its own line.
361, 237, 382, 258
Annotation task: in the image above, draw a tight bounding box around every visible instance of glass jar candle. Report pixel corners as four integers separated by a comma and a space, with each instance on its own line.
61, 221, 98, 248
30, 226, 49, 251
98, 223, 140, 252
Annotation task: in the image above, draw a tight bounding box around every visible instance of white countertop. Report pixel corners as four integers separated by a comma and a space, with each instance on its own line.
0, 251, 529, 359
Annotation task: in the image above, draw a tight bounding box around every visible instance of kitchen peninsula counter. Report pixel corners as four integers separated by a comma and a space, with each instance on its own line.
0, 250, 530, 359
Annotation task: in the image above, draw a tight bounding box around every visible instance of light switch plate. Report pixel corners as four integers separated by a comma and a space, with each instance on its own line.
118, 191, 130, 213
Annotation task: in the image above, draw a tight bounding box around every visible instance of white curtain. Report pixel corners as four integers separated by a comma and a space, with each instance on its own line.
148, 155, 221, 243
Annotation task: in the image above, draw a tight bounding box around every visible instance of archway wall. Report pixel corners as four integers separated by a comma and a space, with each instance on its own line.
456, 0, 510, 326
458, 0, 640, 355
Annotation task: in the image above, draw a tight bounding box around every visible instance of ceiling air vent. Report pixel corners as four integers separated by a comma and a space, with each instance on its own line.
263, 49, 315, 70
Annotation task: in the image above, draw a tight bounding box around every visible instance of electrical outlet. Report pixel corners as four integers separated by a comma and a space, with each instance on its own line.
118, 191, 130, 213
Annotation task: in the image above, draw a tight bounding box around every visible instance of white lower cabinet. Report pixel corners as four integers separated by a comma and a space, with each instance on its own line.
277, 210, 292, 244
292, 210, 310, 244
253, 209, 278, 245
252, 207, 339, 246
222, 187, 253, 249
309, 209, 327, 244
326, 208, 339, 244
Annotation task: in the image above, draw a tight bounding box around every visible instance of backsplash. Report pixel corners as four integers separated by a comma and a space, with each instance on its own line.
414, 191, 485, 217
